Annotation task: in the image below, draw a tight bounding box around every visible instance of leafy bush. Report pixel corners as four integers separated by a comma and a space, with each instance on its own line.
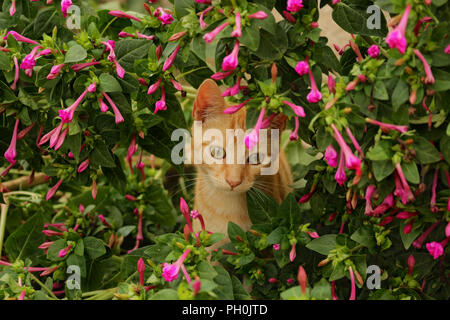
0, 0, 449, 300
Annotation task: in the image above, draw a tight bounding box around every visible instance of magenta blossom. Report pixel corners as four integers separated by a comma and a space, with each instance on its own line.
282, 100, 305, 117
154, 86, 167, 114
162, 45, 180, 72
324, 144, 338, 167
445, 222, 450, 238
3, 31, 39, 44
289, 116, 300, 141
394, 163, 415, 205
118, 31, 134, 38
367, 45, 380, 58
58, 244, 72, 258
77, 159, 90, 173
306, 231, 319, 239
222, 77, 241, 97
9, 0, 16, 16
11, 56, 19, 90
372, 193, 394, 216
366, 118, 408, 133
4, 119, 20, 164
47, 64, 65, 80
413, 221, 441, 249
137, 258, 145, 286
289, 243, 296, 262
345, 127, 363, 158
20, 45, 42, 70
156, 7, 174, 25
306, 69, 322, 103
445, 45, 450, 54
245, 107, 265, 150
222, 40, 240, 71
335, 150, 347, 186
59, 85, 91, 123
430, 169, 439, 213
71, 61, 100, 72
287, 0, 304, 12
223, 99, 251, 114
126, 134, 138, 173
46, 179, 63, 201
170, 79, 183, 91
386, 4, 411, 54
211, 70, 234, 80
426, 241, 444, 260
328, 74, 336, 94
248, 11, 268, 19
180, 197, 194, 232
273, 244, 281, 251
102, 92, 124, 124
147, 78, 162, 95
331, 124, 361, 173
364, 185, 377, 215
203, 21, 230, 43
98, 97, 109, 112
348, 266, 356, 300
231, 12, 242, 38
61, 0, 73, 18
108, 10, 142, 22
102, 40, 125, 78
162, 249, 191, 282
413, 49, 435, 84
295, 60, 309, 76
199, 6, 213, 30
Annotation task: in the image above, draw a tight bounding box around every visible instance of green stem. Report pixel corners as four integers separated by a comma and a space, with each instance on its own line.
175, 66, 209, 80
100, 17, 118, 37
29, 273, 59, 300
0, 202, 9, 258
349, 244, 364, 253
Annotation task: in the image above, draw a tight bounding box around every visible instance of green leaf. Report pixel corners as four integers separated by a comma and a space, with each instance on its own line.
174, 0, 195, 19
351, 226, 376, 251
151, 289, 179, 300
115, 39, 151, 72
373, 80, 389, 101
102, 155, 127, 194
231, 276, 251, 300
278, 193, 300, 228
392, 79, 409, 111
90, 141, 116, 168
83, 237, 107, 260
240, 20, 260, 51
399, 224, 421, 250
401, 162, 420, 184
64, 44, 88, 63
47, 239, 67, 261
254, 24, 288, 60
413, 136, 441, 164
311, 278, 332, 300
99, 73, 122, 92
213, 266, 234, 300
366, 140, 393, 161
246, 188, 278, 225
5, 212, 45, 263
306, 234, 337, 256
440, 134, 450, 165
0, 50, 10, 71
372, 160, 395, 181
228, 222, 247, 244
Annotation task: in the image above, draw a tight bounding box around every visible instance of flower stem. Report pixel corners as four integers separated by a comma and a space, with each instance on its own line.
29, 273, 59, 300
100, 17, 118, 37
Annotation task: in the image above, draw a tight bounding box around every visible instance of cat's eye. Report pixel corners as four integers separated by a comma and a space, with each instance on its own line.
247, 153, 265, 165
210, 145, 226, 160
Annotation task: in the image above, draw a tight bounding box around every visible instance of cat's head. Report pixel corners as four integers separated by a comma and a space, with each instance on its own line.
192, 79, 286, 194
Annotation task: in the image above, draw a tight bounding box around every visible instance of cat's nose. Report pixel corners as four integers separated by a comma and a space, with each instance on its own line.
226, 179, 242, 189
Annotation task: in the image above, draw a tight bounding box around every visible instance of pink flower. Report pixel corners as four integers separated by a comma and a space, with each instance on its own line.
156, 7, 174, 25
289, 116, 300, 141
20, 45, 42, 70
426, 241, 444, 259
413, 221, 441, 249
58, 244, 72, 258
366, 118, 408, 133
445, 45, 450, 54
222, 77, 241, 97
306, 231, 319, 239
108, 10, 142, 22
170, 79, 183, 91
101, 40, 125, 78
147, 78, 162, 95
10, 56, 19, 90
295, 60, 309, 76
162, 45, 180, 72
98, 97, 109, 112
199, 6, 213, 30
297, 266, 307, 295
61, 0, 73, 18
4, 119, 19, 164
306, 69, 322, 103
211, 70, 234, 80
282, 100, 305, 117
324, 145, 338, 167
203, 21, 230, 43
195, 0, 211, 3
289, 243, 296, 262
386, 4, 411, 54
298, 189, 315, 204
367, 45, 380, 58
335, 150, 347, 186
42, 229, 64, 237
345, 127, 363, 158
331, 124, 361, 173
38, 241, 54, 250
47, 64, 65, 80
348, 266, 356, 300
372, 193, 394, 216
46, 178, 63, 201
70, 61, 100, 72
102, 92, 124, 124
231, 12, 242, 38
126, 134, 138, 173
365, 185, 377, 215
137, 258, 145, 286
3, 31, 39, 44
248, 11, 268, 19
223, 99, 251, 114
162, 249, 191, 282
9, 0, 16, 16
413, 49, 435, 84
36, 49, 52, 58
430, 169, 439, 213
193, 278, 201, 296
222, 40, 239, 71
92, 180, 97, 200
54, 125, 69, 151
283, 10, 296, 23
58, 87, 90, 123
118, 31, 134, 38
328, 74, 336, 94
180, 197, 193, 232
154, 86, 167, 114
407, 254, 415, 275
287, 0, 304, 12
245, 107, 265, 149
273, 244, 281, 251
77, 159, 90, 173
190, 210, 205, 230
394, 163, 415, 205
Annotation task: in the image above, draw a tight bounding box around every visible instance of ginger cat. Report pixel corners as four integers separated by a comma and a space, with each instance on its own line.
191, 79, 293, 243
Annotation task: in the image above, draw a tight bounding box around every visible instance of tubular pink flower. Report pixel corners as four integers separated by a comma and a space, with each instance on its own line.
11, 56, 19, 90
54, 126, 69, 150
372, 193, 394, 216
306, 231, 319, 239
445, 45, 450, 55
4, 118, 19, 164
295, 60, 309, 76
222, 40, 239, 71
289, 116, 300, 141
36, 49, 52, 58
71, 61, 100, 72
328, 74, 336, 94
38, 241, 54, 250
414, 17, 433, 36
287, 0, 304, 12
231, 12, 242, 38
98, 97, 109, 112
298, 190, 315, 204
289, 243, 296, 262
77, 159, 90, 173
366, 118, 408, 133
332, 281, 338, 300
113, 60, 125, 78
324, 145, 338, 167
163, 45, 180, 72
162, 249, 191, 282
426, 241, 444, 259
199, 6, 213, 30
331, 124, 361, 172
147, 78, 162, 95
365, 185, 376, 215
137, 258, 145, 286
245, 107, 265, 150
170, 79, 183, 91
335, 150, 347, 186
367, 45, 380, 58
118, 31, 135, 38
58, 244, 72, 258
249, 11, 268, 19
203, 21, 230, 43
193, 278, 201, 296
348, 266, 356, 300
378, 216, 394, 226
195, 0, 212, 3
19, 290, 25, 300
9, 0, 16, 16
260, 114, 276, 130
211, 70, 234, 80
126, 134, 138, 173
222, 77, 241, 97
42, 229, 64, 237
273, 244, 281, 251
154, 86, 167, 114
180, 197, 193, 232
92, 180, 97, 200
413, 49, 435, 84
61, 0, 73, 18
445, 222, 450, 238
395, 163, 415, 204
20, 45, 42, 70
407, 254, 415, 275
430, 169, 439, 213
46, 179, 63, 201
47, 64, 65, 80
3, 31, 39, 44
386, 4, 411, 54
59, 88, 89, 123
102, 92, 124, 124
49, 122, 64, 148
282, 100, 305, 117
223, 99, 251, 114
345, 127, 363, 158
157, 7, 174, 25
306, 69, 322, 103
283, 10, 296, 23
108, 10, 142, 22
413, 221, 441, 249
101, 41, 125, 78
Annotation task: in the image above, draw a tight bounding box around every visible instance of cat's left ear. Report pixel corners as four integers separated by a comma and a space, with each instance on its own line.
193, 79, 226, 122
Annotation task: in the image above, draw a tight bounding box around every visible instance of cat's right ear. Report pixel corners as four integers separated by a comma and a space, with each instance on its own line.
193, 79, 226, 122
